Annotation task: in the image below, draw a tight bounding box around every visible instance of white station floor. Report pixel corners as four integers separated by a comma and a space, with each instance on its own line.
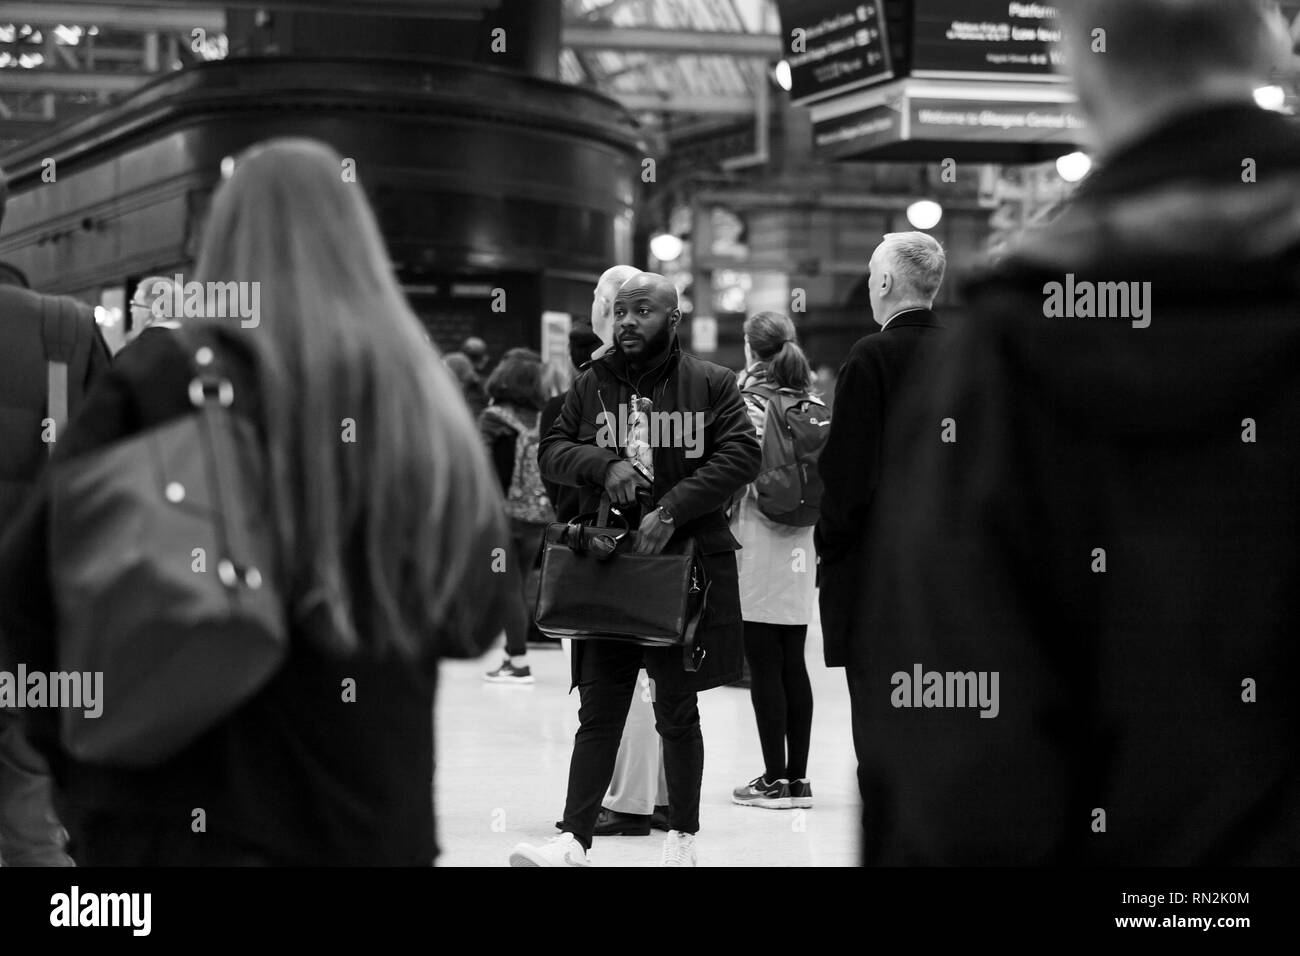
434, 612, 859, 867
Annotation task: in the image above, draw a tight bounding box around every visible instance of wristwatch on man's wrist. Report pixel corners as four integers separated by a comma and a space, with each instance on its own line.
655, 505, 675, 525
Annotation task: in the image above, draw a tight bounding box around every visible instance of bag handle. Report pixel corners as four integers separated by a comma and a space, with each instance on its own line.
566, 494, 628, 533
561, 493, 629, 557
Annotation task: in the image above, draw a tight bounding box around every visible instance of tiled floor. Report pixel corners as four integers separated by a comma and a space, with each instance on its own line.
434, 612, 859, 866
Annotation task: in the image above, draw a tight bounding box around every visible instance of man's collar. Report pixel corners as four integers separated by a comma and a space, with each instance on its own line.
881, 307, 938, 331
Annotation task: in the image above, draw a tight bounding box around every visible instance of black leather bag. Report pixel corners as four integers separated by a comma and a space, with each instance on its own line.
534, 498, 710, 671
49, 327, 287, 768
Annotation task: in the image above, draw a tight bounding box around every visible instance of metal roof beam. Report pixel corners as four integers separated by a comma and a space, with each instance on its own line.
0, 4, 224, 32
563, 25, 781, 57
615, 92, 754, 113
0, 1, 498, 31
0, 70, 148, 93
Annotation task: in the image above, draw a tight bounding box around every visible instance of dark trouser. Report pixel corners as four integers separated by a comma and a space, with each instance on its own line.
0, 713, 73, 866
742, 621, 813, 781
503, 519, 547, 657
560, 640, 702, 850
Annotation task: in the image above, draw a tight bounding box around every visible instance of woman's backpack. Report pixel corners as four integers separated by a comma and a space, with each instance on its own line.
490, 405, 554, 525
742, 384, 830, 527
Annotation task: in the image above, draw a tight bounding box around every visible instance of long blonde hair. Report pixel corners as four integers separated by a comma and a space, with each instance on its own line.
195, 137, 505, 659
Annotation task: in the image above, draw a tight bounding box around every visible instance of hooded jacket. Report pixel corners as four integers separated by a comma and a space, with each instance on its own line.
856, 103, 1300, 865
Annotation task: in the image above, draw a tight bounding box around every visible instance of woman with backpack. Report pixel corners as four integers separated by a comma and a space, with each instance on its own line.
481, 350, 555, 684
0, 138, 510, 865
729, 311, 824, 810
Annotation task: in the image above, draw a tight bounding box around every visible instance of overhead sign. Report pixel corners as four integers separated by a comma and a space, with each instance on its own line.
691, 315, 718, 353
813, 103, 902, 159
908, 96, 1086, 141
810, 78, 1085, 162
912, 0, 1064, 80
540, 311, 571, 365
780, 0, 895, 106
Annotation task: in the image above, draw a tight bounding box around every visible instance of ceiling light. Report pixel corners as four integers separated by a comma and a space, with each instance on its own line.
650, 232, 684, 262
1254, 85, 1287, 111
772, 60, 793, 92
1055, 151, 1092, 183
906, 200, 943, 231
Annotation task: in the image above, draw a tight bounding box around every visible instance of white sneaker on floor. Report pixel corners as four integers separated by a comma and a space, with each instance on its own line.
484, 659, 534, 684
660, 830, 697, 867
509, 832, 591, 867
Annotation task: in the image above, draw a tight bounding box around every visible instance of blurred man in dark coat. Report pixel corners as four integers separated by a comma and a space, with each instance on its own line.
0, 172, 110, 865
858, 0, 1300, 865
511, 272, 760, 867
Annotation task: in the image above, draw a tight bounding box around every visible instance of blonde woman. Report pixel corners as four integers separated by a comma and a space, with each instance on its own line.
0, 138, 510, 865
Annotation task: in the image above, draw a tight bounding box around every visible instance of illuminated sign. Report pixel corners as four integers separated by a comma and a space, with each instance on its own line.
912, 0, 1064, 79
780, 0, 895, 105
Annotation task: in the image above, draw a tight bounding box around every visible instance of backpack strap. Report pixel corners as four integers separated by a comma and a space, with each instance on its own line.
41, 296, 83, 457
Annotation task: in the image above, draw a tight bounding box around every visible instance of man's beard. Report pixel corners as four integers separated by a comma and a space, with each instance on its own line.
618, 321, 674, 365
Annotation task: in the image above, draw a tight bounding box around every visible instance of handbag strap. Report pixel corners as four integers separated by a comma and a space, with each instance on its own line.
178, 327, 265, 592
681, 575, 709, 673
678, 550, 711, 672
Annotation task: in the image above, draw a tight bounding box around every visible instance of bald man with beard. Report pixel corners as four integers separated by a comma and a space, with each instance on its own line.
510, 273, 760, 867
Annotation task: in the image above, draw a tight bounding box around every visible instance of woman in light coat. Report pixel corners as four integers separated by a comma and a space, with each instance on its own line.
729, 311, 820, 810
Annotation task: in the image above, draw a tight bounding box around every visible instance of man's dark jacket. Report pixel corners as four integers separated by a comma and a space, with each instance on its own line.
0, 282, 107, 866
0, 285, 109, 529
815, 309, 946, 668
539, 336, 761, 693
857, 103, 1300, 865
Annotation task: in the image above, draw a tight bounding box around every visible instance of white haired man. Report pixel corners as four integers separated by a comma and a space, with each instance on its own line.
816, 231, 948, 668
124, 275, 183, 346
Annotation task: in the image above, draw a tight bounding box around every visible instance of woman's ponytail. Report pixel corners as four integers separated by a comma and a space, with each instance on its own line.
745, 311, 812, 392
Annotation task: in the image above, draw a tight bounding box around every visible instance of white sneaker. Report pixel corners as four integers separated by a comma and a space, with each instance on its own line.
509, 832, 592, 867
660, 829, 697, 867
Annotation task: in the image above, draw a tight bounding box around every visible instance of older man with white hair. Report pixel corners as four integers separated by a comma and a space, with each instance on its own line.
816, 230, 948, 670
589, 263, 640, 348
124, 275, 183, 346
